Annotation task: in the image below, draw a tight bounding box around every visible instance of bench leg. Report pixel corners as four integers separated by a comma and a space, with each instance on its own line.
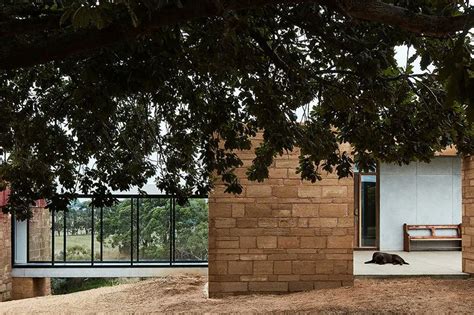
404, 237, 410, 252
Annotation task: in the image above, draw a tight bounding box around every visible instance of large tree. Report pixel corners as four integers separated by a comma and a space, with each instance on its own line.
0, 0, 473, 218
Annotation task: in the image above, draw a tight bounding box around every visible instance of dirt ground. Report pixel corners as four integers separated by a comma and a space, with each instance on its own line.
1, 276, 474, 314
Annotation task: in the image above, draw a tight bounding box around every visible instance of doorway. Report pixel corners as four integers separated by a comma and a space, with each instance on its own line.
354, 170, 379, 249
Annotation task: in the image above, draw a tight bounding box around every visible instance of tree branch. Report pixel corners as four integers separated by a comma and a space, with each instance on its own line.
338, 0, 474, 37
248, 28, 293, 75
0, 0, 472, 70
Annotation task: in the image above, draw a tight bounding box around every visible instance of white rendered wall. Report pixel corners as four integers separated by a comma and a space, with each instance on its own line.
379, 157, 462, 251
14, 220, 27, 264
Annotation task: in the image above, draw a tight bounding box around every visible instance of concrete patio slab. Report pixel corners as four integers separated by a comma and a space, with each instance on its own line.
354, 251, 468, 277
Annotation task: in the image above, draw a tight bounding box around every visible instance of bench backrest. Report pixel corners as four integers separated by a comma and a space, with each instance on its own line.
403, 224, 461, 238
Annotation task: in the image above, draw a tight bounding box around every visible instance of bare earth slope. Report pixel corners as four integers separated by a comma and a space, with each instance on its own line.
1, 276, 474, 314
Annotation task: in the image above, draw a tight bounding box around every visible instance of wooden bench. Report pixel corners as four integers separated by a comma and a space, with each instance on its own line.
403, 224, 462, 252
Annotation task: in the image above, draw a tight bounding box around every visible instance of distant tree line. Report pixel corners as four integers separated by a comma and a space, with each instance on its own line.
53, 200, 92, 236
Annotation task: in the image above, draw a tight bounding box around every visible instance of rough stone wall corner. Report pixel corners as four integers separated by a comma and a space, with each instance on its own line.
208, 137, 354, 297
462, 156, 474, 273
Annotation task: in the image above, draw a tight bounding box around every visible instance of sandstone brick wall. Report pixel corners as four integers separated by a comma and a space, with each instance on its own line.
0, 204, 51, 302
11, 205, 53, 300
208, 135, 354, 297
28, 206, 52, 262
0, 212, 12, 302
462, 156, 474, 273
12, 278, 51, 300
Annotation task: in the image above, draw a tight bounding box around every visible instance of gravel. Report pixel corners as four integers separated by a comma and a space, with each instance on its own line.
1, 275, 473, 314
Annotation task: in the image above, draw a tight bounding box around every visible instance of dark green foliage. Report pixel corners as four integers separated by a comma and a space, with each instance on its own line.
51, 278, 128, 295
99, 198, 208, 260
0, 1, 473, 218
53, 199, 92, 236
175, 199, 208, 260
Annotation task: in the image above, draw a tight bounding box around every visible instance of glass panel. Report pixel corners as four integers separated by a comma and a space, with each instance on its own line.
53, 210, 65, 262
65, 198, 92, 262
101, 198, 132, 261
28, 207, 52, 262
22, 195, 209, 265
132, 198, 137, 262
138, 197, 171, 261
93, 206, 101, 262
174, 198, 208, 261
361, 175, 377, 247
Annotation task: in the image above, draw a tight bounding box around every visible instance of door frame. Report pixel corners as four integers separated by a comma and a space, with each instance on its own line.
354, 166, 380, 250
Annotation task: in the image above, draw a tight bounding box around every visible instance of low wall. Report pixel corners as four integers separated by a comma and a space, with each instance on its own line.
208, 136, 354, 297
11, 278, 50, 300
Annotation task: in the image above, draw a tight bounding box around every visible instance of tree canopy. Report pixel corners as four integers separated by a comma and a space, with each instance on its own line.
0, 0, 473, 218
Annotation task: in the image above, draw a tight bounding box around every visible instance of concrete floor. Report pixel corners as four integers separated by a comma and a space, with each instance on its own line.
354, 251, 466, 277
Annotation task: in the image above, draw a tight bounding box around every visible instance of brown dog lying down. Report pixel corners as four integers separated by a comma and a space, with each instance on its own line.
365, 252, 409, 265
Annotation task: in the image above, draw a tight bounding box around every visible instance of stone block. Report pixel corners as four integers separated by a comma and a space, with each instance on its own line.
253, 261, 273, 275
327, 236, 353, 248
245, 204, 272, 218
300, 237, 326, 249
209, 204, 232, 218
298, 186, 322, 198
228, 261, 253, 275
216, 240, 240, 249
249, 282, 288, 292
292, 204, 318, 217
209, 261, 228, 275
319, 204, 348, 218
246, 186, 272, 197
214, 218, 236, 228
278, 236, 300, 249
273, 186, 299, 198
240, 237, 257, 249
236, 218, 258, 228
209, 282, 248, 293
257, 236, 277, 249
322, 186, 348, 198
274, 261, 292, 275
258, 218, 278, 228
269, 168, 288, 178
232, 204, 245, 217
292, 261, 315, 274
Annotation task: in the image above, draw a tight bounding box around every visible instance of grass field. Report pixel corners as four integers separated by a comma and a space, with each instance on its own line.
53, 234, 129, 261
30, 233, 173, 262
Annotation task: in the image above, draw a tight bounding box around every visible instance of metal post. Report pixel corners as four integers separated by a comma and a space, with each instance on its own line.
130, 198, 133, 266
100, 207, 103, 262
172, 197, 176, 264
136, 198, 140, 263
51, 210, 55, 266
91, 205, 95, 265
63, 211, 66, 262
26, 218, 30, 263
169, 198, 172, 266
